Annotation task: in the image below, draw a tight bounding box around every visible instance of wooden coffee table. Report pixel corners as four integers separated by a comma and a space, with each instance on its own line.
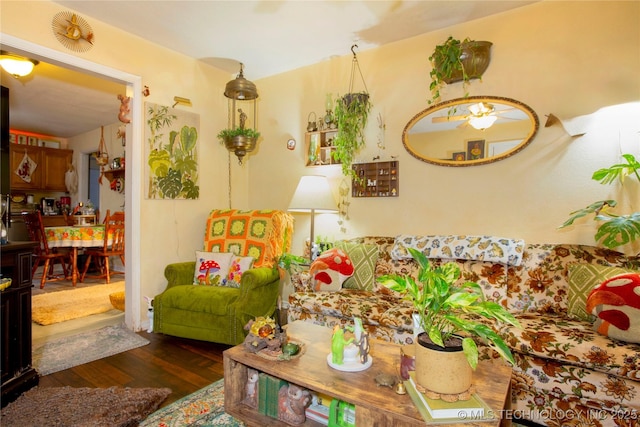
224, 321, 512, 426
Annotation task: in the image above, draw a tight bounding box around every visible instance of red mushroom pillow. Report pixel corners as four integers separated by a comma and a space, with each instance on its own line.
309, 248, 354, 292
586, 273, 640, 344
193, 251, 234, 286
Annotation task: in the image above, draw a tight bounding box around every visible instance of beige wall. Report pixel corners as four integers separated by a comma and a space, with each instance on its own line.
251, 1, 640, 256
1, 0, 248, 328
2, 1, 639, 327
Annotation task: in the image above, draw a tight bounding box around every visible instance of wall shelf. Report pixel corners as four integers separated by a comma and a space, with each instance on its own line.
102, 168, 125, 183
352, 161, 399, 198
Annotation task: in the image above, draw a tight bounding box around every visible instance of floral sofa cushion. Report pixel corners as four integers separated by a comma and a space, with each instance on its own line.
505, 244, 640, 315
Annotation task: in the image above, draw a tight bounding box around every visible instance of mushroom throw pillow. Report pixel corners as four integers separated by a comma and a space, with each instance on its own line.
309, 248, 354, 291
193, 251, 233, 286
334, 241, 379, 291
586, 273, 640, 343
223, 256, 255, 288
567, 264, 638, 322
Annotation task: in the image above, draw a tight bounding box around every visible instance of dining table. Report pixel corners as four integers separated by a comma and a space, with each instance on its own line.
44, 224, 110, 286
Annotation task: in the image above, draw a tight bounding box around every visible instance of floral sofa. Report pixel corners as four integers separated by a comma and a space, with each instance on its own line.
287, 235, 640, 426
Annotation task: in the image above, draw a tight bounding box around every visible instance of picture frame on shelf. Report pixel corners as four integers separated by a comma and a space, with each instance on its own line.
28, 136, 38, 146
9, 133, 16, 144
466, 139, 485, 160
17, 135, 27, 145
452, 152, 466, 161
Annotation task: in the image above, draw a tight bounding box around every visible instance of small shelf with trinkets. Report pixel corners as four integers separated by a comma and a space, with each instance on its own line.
305, 129, 340, 166
352, 161, 399, 198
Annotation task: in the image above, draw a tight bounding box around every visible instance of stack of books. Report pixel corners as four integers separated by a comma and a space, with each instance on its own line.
305, 392, 334, 425
405, 372, 495, 424
258, 372, 288, 419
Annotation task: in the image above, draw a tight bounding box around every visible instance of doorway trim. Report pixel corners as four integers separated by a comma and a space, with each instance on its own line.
1, 33, 143, 330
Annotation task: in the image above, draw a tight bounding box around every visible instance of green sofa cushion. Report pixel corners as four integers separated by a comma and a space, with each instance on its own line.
160, 285, 240, 316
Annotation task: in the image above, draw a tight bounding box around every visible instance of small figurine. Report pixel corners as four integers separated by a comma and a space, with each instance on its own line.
278, 383, 311, 426
117, 94, 131, 124
331, 325, 353, 365
243, 368, 259, 408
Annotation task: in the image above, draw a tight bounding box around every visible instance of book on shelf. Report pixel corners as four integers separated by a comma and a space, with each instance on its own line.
405, 373, 495, 424
306, 392, 334, 425
257, 372, 288, 419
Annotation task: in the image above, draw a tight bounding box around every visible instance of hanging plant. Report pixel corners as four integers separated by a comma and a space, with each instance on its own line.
428, 36, 492, 104
332, 45, 372, 179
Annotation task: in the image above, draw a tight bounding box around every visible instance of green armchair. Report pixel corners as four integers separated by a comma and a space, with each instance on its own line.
152, 209, 293, 345
153, 261, 280, 345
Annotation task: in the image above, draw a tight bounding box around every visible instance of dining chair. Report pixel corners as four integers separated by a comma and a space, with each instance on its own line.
80, 210, 125, 283
22, 211, 71, 289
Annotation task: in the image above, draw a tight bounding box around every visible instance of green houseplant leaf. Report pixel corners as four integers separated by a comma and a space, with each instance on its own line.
560, 154, 640, 251
377, 247, 519, 369
332, 93, 372, 178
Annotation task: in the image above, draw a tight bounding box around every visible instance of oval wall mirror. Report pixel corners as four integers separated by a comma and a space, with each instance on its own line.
403, 96, 539, 167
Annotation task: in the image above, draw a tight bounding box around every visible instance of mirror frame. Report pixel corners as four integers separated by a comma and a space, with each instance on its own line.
402, 96, 539, 167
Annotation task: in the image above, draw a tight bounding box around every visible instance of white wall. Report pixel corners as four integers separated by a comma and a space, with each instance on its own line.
249, 1, 640, 256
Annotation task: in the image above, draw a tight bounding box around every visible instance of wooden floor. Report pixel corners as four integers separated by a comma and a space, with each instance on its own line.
37, 331, 231, 408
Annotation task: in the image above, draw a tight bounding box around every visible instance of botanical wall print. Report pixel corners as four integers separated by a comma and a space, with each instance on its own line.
145, 102, 200, 199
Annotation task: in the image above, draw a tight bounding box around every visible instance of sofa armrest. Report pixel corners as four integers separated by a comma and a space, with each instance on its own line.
164, 261, 196, 289
232, 267, 280, 323
237, 267, 279, 294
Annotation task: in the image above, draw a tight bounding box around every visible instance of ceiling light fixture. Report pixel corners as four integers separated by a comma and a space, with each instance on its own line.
468, 102, 497, 130
0, 52, 39, 78
469, 115, 497, 130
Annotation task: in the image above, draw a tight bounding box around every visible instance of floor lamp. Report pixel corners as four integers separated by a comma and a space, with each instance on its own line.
288, 175, 338, 259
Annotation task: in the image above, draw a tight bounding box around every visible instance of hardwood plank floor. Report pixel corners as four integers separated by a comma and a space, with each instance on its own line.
37, 331, 231, 408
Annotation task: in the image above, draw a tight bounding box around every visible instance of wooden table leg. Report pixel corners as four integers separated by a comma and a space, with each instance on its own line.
71, 247, 77, 286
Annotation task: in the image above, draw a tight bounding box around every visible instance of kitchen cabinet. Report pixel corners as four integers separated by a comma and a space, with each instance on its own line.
1, 241, 39, 407
10, 145, 72, 192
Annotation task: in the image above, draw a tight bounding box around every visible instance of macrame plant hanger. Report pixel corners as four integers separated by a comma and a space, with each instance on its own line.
94, 125, 109, 184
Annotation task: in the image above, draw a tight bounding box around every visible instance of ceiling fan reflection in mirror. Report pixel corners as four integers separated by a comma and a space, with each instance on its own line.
432, 102, 519, 130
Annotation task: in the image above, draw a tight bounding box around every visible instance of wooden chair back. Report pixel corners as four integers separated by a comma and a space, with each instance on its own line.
104, 211, 125, 254
22, 211, 52, 255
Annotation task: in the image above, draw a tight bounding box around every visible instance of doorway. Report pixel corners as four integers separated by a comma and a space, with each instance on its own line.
1, 34, 143, 330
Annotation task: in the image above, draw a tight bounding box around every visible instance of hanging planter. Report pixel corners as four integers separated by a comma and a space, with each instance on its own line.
332, 45, 372, 179
429, 37, 493, 104
217, 128, 261, 164
93, 126, 109, 184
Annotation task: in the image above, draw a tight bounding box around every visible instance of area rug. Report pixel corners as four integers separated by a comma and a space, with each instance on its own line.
1, 385, 171, 427
32, 281, 124, 325
33, 323, 149, 376
140, 379, 245, 426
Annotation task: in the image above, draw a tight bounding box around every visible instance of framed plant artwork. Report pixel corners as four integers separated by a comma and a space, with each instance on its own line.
144, 102, 200, 200
452, 152, 466, 161
466, 139, 485, 160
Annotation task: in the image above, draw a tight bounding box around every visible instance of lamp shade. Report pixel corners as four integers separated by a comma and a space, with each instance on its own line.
288, 176, 338, 213
0, 52, 38, 78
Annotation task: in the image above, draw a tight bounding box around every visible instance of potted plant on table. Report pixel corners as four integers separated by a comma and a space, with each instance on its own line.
377, 248, 519, 400
429, 36, 493, 104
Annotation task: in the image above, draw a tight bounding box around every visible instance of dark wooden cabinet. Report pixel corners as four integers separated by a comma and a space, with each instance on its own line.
1, 241, 39, 407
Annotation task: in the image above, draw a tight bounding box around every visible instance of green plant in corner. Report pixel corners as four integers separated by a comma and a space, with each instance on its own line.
560, 153, 640, 252
377, 248, 519, 369
332, 92, 372, 179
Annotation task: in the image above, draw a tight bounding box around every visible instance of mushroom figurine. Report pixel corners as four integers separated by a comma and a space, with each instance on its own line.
309, 248, 354, 291
197, 259, 221, 286
585, 273, 640, 343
